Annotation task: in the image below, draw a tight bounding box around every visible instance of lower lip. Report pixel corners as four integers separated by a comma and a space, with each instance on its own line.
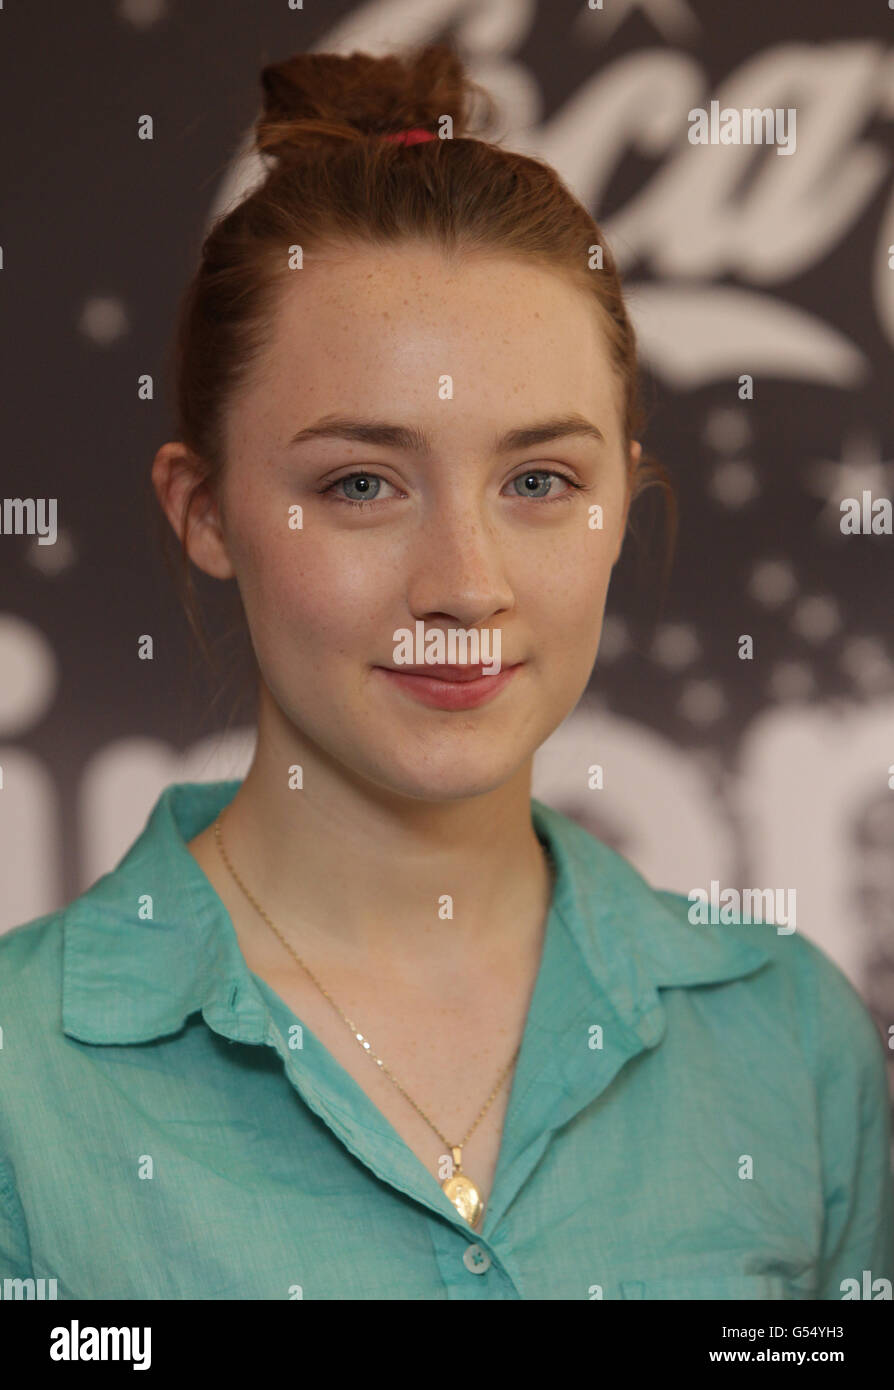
375, 664, 522, 710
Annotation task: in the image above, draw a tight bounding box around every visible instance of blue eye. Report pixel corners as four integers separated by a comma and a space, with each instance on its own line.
321, 468, 582, 508
511, 470, 575, 499
329, 473, 385, 502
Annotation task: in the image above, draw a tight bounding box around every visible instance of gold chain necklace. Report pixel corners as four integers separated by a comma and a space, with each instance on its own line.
213, 811, 540, 1231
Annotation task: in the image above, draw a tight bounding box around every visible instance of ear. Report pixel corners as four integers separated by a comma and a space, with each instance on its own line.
613, 440, 641, 565
151, 442, 236, 580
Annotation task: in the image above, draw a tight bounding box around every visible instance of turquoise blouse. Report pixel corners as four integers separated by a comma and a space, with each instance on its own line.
0, 779, 891, 1300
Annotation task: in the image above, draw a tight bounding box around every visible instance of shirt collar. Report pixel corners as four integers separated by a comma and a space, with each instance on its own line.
62, 780, 770, 1047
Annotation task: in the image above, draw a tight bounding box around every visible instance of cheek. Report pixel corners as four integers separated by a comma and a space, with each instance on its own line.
517, 524, 614, 621
577, 539, 615, 611
240, 528, 396, 653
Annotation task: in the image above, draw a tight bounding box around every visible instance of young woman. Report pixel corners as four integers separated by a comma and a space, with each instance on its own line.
1, 43, 891, 1301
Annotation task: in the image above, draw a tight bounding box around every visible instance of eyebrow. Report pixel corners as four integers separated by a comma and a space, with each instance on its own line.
286, 412, 605, 454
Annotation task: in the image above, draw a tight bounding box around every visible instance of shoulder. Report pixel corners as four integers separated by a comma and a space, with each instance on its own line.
536, 795, 886, 1085
655, 887, 888, 1102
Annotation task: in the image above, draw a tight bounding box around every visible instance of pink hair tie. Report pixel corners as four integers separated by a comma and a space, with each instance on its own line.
381, 127, 437, 146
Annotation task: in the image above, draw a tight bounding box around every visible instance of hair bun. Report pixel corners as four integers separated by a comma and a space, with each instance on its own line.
255, 42, 493, 160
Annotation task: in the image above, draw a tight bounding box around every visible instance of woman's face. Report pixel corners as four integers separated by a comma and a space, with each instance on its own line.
190, 243, 636, 801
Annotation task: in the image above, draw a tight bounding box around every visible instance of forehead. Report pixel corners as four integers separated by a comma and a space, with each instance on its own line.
233, 242, 622, 446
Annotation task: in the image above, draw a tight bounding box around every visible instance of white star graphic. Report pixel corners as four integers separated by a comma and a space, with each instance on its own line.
651, 622, 701, 670
27, 530, 78, 577
576, 0, 702, 45
840, 636, 894, 694
802, 429, 894, 532
78, 296, 130, 347
708, 459, 761, 508
702, 407, 753, 455
748, 559, 798, 608
678, 679, 726, 725
789, 596, 843, 645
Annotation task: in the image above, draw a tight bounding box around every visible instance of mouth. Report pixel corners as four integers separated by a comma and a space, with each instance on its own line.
373, 662, 523, 710
384, 664, 503, 683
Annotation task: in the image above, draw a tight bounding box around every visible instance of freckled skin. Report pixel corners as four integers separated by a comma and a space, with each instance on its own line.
152, 241, 639, 957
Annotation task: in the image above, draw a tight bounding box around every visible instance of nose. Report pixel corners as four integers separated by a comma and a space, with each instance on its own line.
404, 497, 515, 632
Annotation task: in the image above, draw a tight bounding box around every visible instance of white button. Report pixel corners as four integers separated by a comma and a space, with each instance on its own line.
462, 1243, 491, 1274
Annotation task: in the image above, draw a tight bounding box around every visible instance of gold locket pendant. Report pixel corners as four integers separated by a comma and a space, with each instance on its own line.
441, 1146, 483, 1229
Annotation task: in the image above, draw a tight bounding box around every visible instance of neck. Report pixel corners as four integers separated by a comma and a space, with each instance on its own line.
210, 695, 552, 971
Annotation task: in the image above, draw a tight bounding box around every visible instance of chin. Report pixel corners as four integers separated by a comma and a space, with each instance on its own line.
368, 755, 524, 804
